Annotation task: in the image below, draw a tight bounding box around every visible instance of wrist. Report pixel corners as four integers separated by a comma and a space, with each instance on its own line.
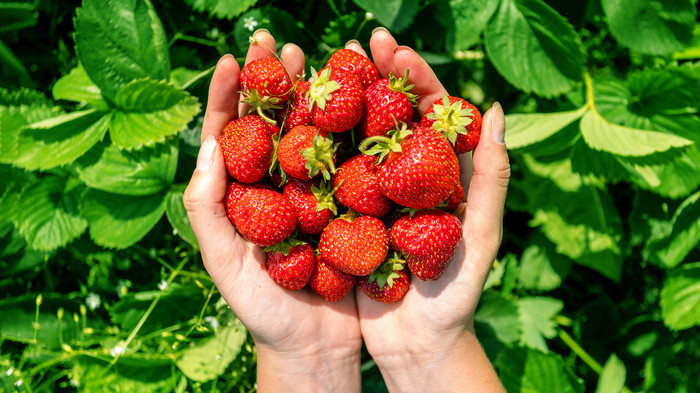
255, 340, 362, 393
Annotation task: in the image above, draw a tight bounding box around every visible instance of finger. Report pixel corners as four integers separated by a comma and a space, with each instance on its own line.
183, 136, 244, 275
392, 46, 447, 115
280, 43, 305, 83
345, 39, 369, 57
462, 102, 509, 275
369, 27, 399, 78
201, 54, 240, 142
239, 29, 278, 117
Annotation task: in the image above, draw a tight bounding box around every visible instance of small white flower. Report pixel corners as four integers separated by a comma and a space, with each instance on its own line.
243, 16, 259, 32
204, 316, 219, 330
85, 293, 101, 311
158, 280, 168, 291
110, 341, 127, 357
15, 379, 23, 387
5, 367, 13, 376
365, 12, 374, 20
70, 378, 80, 387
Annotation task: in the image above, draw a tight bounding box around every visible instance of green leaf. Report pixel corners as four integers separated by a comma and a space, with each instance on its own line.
646, 191, 700, 268
595, 354, 627, 393
475, 291, 522, 345
165, 187, 199, 249
0, 39, 33, 87
74, 0, 171, 101
351, 0, 420, 32
77, 140, 178, 196
445, 0, 500, 51
12, 109, 109, 171
505, 106, 587, 149
0, 0, 38, 32
81, 189, 167, 249
184, 0, 258, 19
660, 262, 700, 330
496, 347, 584, 393
73, 355, 174, 393
169, 66, 213, 89
580, 110, 692, 157
601, 0, 696, 55
110, 78, 200, 149
518, 243, 571, 291
484, 0, 585, 97
52, 63, 107, 108
517, 297, 564, 352
13, 175, 88, 252
176, 318, 248, 382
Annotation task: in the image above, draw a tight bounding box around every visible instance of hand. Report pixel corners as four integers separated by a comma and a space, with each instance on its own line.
183, 30, 362, 393
351, 29, 509, 393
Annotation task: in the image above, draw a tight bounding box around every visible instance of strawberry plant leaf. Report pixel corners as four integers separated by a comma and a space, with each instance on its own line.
517, 296, 564, 353
485, 0, 585, 97
164, 187, 199, 250
660, 261, 700, 331
601, 0, 696, 56
595, 354, 627, 393
646, 191, 700, 269
517, 243, 571, 292
496, 347, 584, 393
110, 78, 200, 150
176, 318, 248, 382
184, 0, 258, 20
475, 291, 523, 345
444, 0, 500, 51
80, 189, 167, 249
74, 0, 171, 101
73, 355, 174, 392
76, 140, 178, 196
52, 63, 107, 109
12, 108, 109, 171
13, 175, 87, 252
351, 0, 419, 32
505, 106, 587, 149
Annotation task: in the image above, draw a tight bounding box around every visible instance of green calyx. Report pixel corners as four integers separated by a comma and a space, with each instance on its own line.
426, 94, 474, 145
358, 121, 413, 165
300, 132, 338, 181
368, 252, 406, 289
240, 87, 283, 125
262, 234, 307, 256
306, 67, 340, 112
312, 180, 343, 215
388, 69, 417, 106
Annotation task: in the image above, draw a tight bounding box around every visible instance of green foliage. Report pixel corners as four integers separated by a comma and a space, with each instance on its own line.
0, 0, 698, 391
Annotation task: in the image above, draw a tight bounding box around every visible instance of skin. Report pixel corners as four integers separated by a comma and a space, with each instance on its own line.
183, 28, 509, 393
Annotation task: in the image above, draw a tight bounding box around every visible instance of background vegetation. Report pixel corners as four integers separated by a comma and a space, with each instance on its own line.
1, 0, 698, 391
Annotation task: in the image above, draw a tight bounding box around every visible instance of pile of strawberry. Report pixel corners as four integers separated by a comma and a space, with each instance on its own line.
220, 48, 482, 303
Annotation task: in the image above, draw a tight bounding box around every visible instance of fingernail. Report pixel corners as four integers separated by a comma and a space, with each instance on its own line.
491, 102, 505, 144
197, 135, 217, 170
345, 39, 361, 48
252, 28, 270, 40
394, 45, 412, 54
371, 26, 389, 36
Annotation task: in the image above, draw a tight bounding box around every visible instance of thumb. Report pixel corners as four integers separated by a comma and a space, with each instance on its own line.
183, 135, 242, 274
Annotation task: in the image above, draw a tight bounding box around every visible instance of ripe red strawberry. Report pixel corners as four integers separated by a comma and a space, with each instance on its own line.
224, 181, 274, 225
360, 123, 460, 209
332, 154, 392, 217
361, 70, 417, 138
265, 241, 316, 290
309, 255, 357, 302
420, 95, 482, 154
443, 182, 463, 212
318, 214, 389, 276
306, 67, 363, 133
218, 115, 276, 183
324, 48, 379, 89
277, 80, 312, 132
277, 125, 337, 181
240, 56, 293, 122
357, 256, 410, 303
389, 209, 463, 281
233, 188, 297, 247
282, 179, 338, 235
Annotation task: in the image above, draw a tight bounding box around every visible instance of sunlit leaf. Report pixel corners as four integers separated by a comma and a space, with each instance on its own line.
52, 63, 107, 108
518, 243, 571, 291
496, 346, 584, 393
518, 297, 564, 352
445, 0, 500, 51
595, 354, 627, 393
660, 262, 700, 330
505, 106, 587, 149
647, 191, 700, 269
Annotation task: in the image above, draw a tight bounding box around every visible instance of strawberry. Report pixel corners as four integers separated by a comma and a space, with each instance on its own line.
306, 67, 363, 133
282, 178, 339, 235
332, 154, 392, 217
443, 182, 463, 212
420, 95, 482, 154
240, 56, 293, 123
361, 70, 417, 138
318, 213, 389, 276
359, 123, 460, 209
309, 255, 357, 302
277, 80, 312, 132
232, 188, 297, 247
389, 209, 463, 281
218, 115, 276, 183
324, 48, 379, 89
265, 241, 316, 290
277, 125, 337, 181
224, 181, 274, 225
357, 255, 410, 303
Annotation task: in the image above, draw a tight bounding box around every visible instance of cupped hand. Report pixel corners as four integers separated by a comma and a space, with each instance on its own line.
183, 30, 362, 391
